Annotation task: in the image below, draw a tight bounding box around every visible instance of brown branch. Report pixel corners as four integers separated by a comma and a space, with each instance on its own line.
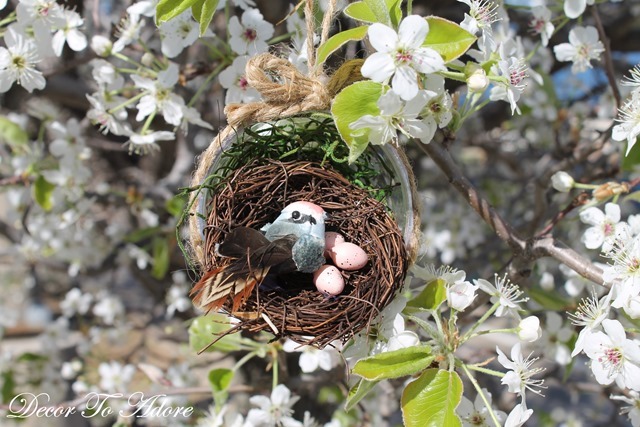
592, 5, 622, 109
417, 139, 605, 286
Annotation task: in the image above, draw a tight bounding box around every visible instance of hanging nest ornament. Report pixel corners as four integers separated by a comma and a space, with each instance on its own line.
185, 55, 421, 348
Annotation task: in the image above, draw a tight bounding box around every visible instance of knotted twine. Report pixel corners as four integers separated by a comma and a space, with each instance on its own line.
187, 4, 422, 269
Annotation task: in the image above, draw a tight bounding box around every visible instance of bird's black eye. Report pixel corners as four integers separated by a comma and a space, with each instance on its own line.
291, 211, 300, 220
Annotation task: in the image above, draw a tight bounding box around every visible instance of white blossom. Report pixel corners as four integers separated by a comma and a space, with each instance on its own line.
126, 130, 175, 155
282, 340, 341, 373
475, 273, 528, 318
92, 292, 125, 325
554, 26, 604, 74
361, 15, 445, 101
60, 288, 93, 318
98, 361, 136, 393
245, 384, 303, 427
349, 89, 432, 146
621, 65, 640, 94
131, 62, 185, 126
228, 8, 274, 56
529, 6, 554, 47
568, 290, 612, 357
489, 56, 527, 115
610, 391, 640, 427
584, 319, 640, 390
419, 75, 453, 143
457, 389, 507, 427
458, 0, 500, 37
52, 9, 88, 56
612, 91, 640, 156
0, 27, 46, 93
219, 56, 261, 104
579, 203, 628, 253
159, 10, 202, 58
113, 12, 144, 53
497, 342, 545, 397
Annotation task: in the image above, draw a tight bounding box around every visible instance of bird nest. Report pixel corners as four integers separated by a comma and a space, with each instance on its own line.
199, 160, 408, 348
186, 115, 418, 348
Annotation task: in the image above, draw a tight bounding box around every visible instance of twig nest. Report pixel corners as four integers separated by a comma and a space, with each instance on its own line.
189, 116, 419, 348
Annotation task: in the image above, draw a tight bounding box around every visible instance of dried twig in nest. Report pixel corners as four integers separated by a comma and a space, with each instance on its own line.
202, 160, 408, 348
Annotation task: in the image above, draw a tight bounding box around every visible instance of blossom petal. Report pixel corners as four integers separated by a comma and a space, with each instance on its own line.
564, 0, 587, 19
411, 48, 446, 74
367, 23, 399, 53
361, 52, 396, 83
391, 65, 419, 100
398, 15, 429, 49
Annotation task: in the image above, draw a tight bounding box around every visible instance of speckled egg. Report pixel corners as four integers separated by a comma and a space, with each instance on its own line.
329, 242, 369, 271
313, 265, 345, 295
324, 232, 346, 257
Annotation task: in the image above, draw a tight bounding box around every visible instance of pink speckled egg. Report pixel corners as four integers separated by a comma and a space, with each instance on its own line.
329, 242, 369, 271
313, 265, 345, 295
324, 232, 346, 257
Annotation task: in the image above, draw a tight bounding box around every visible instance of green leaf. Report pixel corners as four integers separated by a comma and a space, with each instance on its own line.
344, 0, 400, 26
345, 378, 378, 411
401, 369, 463, 427
387, 0, 402, 28
209, 367, 234, 405
189, 314, 244, 353
2, 371, 16, 405
423, 17, 476, 63
331, 81, 385, 163
621, 138, 640, 172
363, 0, 391, 26
528, 286, 570, 311
0, 116, 29, 150
317, 26, 368, 66
151, 236, 170, 279
344, 2, 376, 23
407, 279, 447, 310
165, 194, 187, 218
352, 345, 433, 381
156, 0, 199, 24
124, 226, 162, 243
33, 175, 56, 212
192, 0, 218, 36
17, 352, 48, 362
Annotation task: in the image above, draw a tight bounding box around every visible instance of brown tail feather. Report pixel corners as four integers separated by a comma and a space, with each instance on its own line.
191, 265, 270, 313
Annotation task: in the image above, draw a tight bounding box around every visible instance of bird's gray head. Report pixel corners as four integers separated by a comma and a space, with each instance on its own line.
272, 201, 327, 239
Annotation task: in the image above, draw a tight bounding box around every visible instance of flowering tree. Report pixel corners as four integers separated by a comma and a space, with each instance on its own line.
1, 0, 640, 426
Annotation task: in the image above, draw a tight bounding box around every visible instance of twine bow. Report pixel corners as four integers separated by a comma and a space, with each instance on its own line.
224, 53, 332, 128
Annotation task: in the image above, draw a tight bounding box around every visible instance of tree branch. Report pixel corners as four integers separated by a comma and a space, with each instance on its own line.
417, 139, 605, 286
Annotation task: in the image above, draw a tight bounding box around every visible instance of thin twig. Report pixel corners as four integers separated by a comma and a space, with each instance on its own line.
592, 5, 622, 109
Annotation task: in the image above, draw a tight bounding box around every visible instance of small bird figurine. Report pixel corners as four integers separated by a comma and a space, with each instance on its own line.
191, 201, 327, 313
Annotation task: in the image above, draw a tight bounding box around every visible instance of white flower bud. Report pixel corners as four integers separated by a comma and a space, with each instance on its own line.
141, 53, 155, 67
446, 281, 478, 312
623, 296, 640, 319
518, 315, 542, 342
551, 171, 575, 192
91, 35, 112, 57
467, 68, 489, 93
